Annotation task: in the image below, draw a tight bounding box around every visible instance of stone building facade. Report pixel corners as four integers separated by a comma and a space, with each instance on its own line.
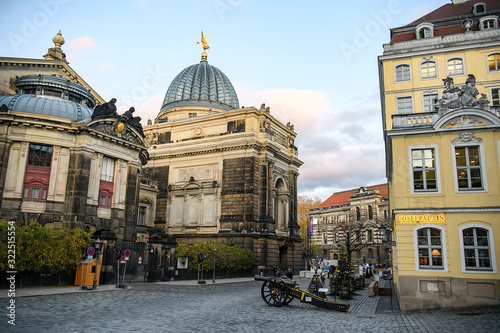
143, 51, 304, 274
308, 185, 390, 268
0, 31, 153, 283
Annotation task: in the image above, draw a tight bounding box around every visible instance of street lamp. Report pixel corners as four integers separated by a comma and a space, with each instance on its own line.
378, 223, 394, 311
93, 237, 101, 290
212, 248, 217, 283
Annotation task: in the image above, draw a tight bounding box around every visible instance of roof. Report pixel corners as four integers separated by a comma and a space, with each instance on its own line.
390, 0, 500, 43
316, 184, 388, 209
409, 0, 500, 26
0, 94, 94, 122
160, 57, 239, 113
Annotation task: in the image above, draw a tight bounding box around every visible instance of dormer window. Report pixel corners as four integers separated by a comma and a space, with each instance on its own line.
473, 3, 486, 15
479, 16, 498, 30
416, 22, 434, 39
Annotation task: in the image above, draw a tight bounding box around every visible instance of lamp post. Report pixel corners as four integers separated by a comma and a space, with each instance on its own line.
93, 237, 101, 290
212, 248, 217, 283
378, 223, 394, 311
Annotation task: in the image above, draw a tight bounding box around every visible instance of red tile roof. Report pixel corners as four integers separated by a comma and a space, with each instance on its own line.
316, 184, 388, 209
390, 0, 500, 43
409, 0, 500, 25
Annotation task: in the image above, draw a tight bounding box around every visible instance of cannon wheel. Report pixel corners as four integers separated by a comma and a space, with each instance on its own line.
261, 279, 289, 307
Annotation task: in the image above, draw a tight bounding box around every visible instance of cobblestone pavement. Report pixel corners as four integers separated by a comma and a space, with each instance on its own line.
2, 277, 499, 332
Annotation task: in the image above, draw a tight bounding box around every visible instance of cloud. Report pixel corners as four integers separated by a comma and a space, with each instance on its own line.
117, 93, 163, 125
67, 36, 97, 52
237, 86, 387, 200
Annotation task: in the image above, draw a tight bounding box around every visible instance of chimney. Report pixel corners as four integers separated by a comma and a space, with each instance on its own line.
451, 0, 467, 4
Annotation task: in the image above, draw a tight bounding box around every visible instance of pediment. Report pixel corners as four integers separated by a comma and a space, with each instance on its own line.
434, 107, 500, 130
86, 118, 148, 147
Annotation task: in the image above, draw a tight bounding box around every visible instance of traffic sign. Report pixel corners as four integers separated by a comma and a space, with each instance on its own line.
124, 249, 131, 257
87, 247, 95, 256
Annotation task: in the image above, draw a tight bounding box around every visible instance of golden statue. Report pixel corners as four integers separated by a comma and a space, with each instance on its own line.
197, 31, 210, 53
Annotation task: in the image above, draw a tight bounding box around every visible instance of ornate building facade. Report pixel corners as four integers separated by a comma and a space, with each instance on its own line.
308, 185, 390, 268
143, 48, 304, 274
379, 0, 500, 310
0, 31, 153, 283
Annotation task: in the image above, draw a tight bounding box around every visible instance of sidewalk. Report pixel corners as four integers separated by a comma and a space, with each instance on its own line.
0, 277, 256, 299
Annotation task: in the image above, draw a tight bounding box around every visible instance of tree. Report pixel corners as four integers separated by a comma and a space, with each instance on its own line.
334, 215, 375, 268
0, 221, 93, 278
297, 195, 322, 257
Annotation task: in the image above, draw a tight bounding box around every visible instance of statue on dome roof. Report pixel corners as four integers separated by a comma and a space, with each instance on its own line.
197, 31, 210, 56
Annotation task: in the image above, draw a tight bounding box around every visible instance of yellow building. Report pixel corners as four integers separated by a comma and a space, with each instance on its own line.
379, 0, 500, 310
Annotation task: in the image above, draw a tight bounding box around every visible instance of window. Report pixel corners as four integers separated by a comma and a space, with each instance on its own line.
416, 227, 444, 270
416, 22, 434, 39
188, 113, 197, 118
419, 27, 432, 39
422, 93, 438, 112
368, 205, 373, 220
396, 96, 413, 114
454, 145, 483, 190
98, 157, 115, 207
23, 144, 52, 201
28, 144, 53, 167
420, 61, 437, 79
411, 148, 438, 192
488, 53, 500, 72
473, 3, 486, 15
491, 87, 500, 106
480, 16, 498, 30
138, 206, 147, 225
356, 207, 360, 221
395, 64, 411, 82
43, 89, 62, 98
447, 58, 464, 76
461, 226, 494, 272
367, 230, 373, 242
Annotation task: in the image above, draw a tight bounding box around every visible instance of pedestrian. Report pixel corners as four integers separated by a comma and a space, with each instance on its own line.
286, 268, 293, 279
320, 270, 326, 285
273, 265, 277, 277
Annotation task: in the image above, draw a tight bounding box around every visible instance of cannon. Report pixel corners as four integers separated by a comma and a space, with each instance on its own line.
254, 275, 350, 312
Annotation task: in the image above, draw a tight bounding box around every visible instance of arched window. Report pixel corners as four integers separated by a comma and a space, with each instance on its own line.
416, 22, 434, 39
460, 226, 496, 272
447, 58, 464, 76
488, 52, 500, 72
395, 64, 411, 82
416, 227, 443, 269
420, 60, 437, 79
368, 205, 373, 220
356, 207, 361, 221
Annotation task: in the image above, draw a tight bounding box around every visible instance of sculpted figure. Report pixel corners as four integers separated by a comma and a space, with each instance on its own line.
123, 106, 135, 119
92, 98, 117, 119
460, 74, 479, 107
439, 77, 461, 109
197, 31, 210, 52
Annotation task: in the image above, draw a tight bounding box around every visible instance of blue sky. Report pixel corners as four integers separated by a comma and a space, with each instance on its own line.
0, 0, 449, 201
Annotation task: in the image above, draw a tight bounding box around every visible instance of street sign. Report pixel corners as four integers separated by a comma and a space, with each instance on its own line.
87, 247, 95, 256
124, 249, 131, 257
121, 256, 126, 261
138, 256, 142, 264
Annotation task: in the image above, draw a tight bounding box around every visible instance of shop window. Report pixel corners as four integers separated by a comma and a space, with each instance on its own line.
460, 226, 495, 272
416, 226, 445, 270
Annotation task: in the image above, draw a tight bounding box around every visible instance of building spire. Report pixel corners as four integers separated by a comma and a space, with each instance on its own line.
43, 30, 67, 62
197, 31, 210, 61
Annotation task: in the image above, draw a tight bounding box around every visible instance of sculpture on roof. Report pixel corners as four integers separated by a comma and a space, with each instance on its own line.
91, 98, 117, 119
437, 75, 489, 110
121, 106, 144, 137
197, 31, 210, 53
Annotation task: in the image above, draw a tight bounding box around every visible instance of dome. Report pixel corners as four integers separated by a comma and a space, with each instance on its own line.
0, 94, 94, 122
161, 57, 239, 112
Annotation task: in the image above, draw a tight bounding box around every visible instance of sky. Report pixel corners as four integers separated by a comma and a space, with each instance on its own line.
0, 0, 450, 202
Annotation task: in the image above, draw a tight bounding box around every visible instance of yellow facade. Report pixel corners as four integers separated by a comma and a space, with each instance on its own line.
379, 2, 500, 311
